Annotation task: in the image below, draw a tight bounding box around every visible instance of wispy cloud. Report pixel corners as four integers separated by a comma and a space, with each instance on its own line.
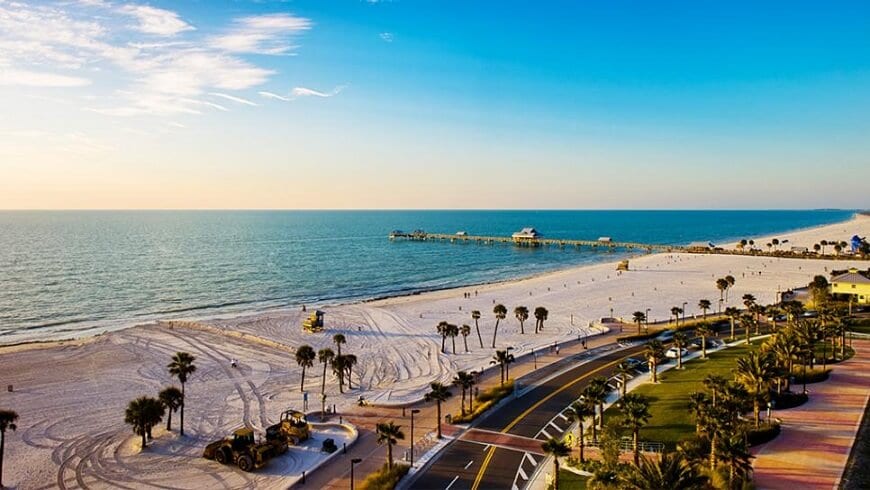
258, 91, 292, 101
292, 85, 345, 98
209, 13, 311, 55
210, 92, 258, 106
0, 1, 312, 117
379, 32, 394, 42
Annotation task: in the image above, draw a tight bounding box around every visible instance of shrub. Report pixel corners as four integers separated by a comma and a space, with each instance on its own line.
791, 367, 830, 384
747, 422, 781, 446
359, 462, 410, 490
453, 381, 514, 423
771, 391, 808, 409
321, 438, 337, 453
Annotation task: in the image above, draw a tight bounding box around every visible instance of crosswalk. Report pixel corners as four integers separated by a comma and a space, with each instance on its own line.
511, 452, 539, 490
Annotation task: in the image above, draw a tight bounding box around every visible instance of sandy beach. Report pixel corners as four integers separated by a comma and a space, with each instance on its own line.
0, 214, 868, 489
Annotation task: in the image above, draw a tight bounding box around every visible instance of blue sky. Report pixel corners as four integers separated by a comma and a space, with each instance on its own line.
1, 0, 868, 209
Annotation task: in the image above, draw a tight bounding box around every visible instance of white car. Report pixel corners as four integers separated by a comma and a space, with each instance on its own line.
665, 347, 688, 359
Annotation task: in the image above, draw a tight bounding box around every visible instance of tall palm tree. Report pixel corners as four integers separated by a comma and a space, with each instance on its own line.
460, 324, 471, 353
740, 314, 755, 345
514, 306, 529, 334
471, 310, 484, 348
295, 344, 316, 392
724, 307, 740, 340
735, 351, 775, 428
566, 400, 595, 463
332, 333, 346, 357
619, 452, 707, 489
673, 331, 688, 369
541, 438, 571, 490
696, 322, 713, 359
492, 304, 507, 348
453, 371, 475, 415
125, 396, 165, 449
742, 293, 756, 311
534, 306, 549, 334
158, 387, 183, 431
724, 275, 736, 301
615, 361, 634, 398
375, 421, 405, 469
167, 352, 196, 436
580, 387, 601, 442
343, 354, 358, 389
587, 377, 609, 429
331, 355, 347, 393
716, 433, 754, 487
491, 350, 515, 386
620, 393, 651, 465
447, 323, 460, 354
632, 311, 647, 334
437, 321, 449, 353
702, 374, 727, 408
698, 299, 711, 320
318, 348, 335, 394
425, 382, 452, 439
716, 278, 729, 305
670, 306, 683, 326
645, 340, 665, 383
0, 409, 18, 489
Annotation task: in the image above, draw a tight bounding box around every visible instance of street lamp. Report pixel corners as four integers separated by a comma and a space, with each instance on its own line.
682, 302, 687, 325
410, 409, 421, 466
506, 346, 515, 380
645, 308, 651, 332
350, 458, 362, 490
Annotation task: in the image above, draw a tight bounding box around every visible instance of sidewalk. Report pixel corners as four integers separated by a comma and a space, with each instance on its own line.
752, 339, 870, 490
292, 325, 626, 489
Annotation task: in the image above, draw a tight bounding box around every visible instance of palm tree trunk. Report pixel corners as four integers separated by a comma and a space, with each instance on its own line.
166, 409, 172, 431
301, 366, 306, 392
519, 320, 524, 335
141, 430, 147, 449
579, 424, 585, 463
436, 401, 442, 439
710, 432, 717, 470
599, 403, 605, 428
321, 363, 328, 394
180, 382, 185, 436
633, 429, 639, 466
347, 367, 353, 389
553, 458, 560, 490
387, 442, 393, 469
1, 430, 5, 488
492, 320, 499, 348
702, 337, 707, 359
475, 320, 483, 348
441, 335, 446, 353
505, 361, 510, 381
461, 389, 466, 416
463, 334, 469, 353
730, 319, 735, 340
754, 400, 760, 428
677, 351, 682, 369
452, 336, 456, 354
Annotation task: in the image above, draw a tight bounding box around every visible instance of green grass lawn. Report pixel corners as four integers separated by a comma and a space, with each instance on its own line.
556, 469, 588, 489
848, 317, 870, 334
603, 343, 757, 450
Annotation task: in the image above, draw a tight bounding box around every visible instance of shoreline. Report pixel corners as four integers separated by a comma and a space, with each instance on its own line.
0, 212, 863, 350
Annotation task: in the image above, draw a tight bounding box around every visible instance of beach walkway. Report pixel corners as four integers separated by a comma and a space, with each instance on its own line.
752, 339, 870, 490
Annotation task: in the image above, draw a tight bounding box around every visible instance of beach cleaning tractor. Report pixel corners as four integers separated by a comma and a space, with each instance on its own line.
302, 310, 325, 332
202, 428, 276, 472
266, 409, 311, 446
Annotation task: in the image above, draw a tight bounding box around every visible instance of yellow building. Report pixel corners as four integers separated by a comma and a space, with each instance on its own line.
830, 268, 870, 305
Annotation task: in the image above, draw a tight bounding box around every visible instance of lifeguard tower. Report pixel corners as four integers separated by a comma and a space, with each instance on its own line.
302, 310, 325, 332
616, 260, 629, 271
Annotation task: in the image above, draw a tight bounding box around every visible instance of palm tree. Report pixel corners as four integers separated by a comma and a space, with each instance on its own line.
724, 275, 736, 301
587, 377, 609, 429
735, 351, 775, 428
632, 311, 647, 334
771, 238, 780, 251
375, 421, 405, 469
580, 387, 601, 442
167, 352, 196, 436
343, 354, 358, 389
717, 433, 754, 487
471, 310, 484, 348
740, 314, 755, 345
703, 374, 727, 408
318, 348, 335, 394
492, 304, 507, 348
620, 393, 651, 465
295, 344, 316, 392
444, 323, 459, 354
620, 452, 707, 489
158, 387, 183, 431
460, 324, 471, 353
514, 306, 529, 334
534, 306, 549, 334
331, 355, 347, 393
541, 438, 571, 490
673, 331, 688, 369
491, 350, 515, 386
453, 371, 475, 415
425, 382, 452, 439
696, 322, 713, 359
742, 294, 756, 313
725, 307, 740, 340
332, 333, 346, 357
670, 306, 683, 326
125, 396, 165, 449
698, 299, 711, 320
437, 321, 449, 353
566, 400, 595, 463
0, 409, 19, 489
716, 278, 729, 305
615, 361, 633, 398
645, 340, 665, 383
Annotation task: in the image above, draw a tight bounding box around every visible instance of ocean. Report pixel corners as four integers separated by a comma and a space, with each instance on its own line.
0, 210, 854, 344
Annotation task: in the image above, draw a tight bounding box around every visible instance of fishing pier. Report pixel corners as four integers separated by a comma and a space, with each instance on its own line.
388, 228, 682, 253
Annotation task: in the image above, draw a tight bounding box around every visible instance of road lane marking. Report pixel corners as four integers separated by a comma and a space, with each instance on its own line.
548, 421, 564, 433
540, 428, 552, 439
464, 460, 474, 469
481, 444, 491, 452
557, 413, 568, 421
526, 453, 537, 466
445, 475, 459, 490
518, 467, 528, 480
470, 353, 630, 490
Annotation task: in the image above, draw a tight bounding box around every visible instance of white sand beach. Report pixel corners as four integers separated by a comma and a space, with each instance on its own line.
1, 214, 868, 489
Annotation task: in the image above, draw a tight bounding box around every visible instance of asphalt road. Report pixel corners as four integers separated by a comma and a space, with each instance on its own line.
409, 344, 646, 490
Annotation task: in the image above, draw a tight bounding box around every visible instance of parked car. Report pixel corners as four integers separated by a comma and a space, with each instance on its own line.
801, 310, 819, 318
767, 314, 787, 322
665, 347, 688, 359
624, 357, 648, 371
691, 338, 721, 349
656, 330, 674, 341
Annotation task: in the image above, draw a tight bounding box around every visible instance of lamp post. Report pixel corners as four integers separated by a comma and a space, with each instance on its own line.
410, 409, 421, 466
505, 346, 515, 380
350, 458, 362, 490
681, 302, 687, 325
645, 308, 651, 332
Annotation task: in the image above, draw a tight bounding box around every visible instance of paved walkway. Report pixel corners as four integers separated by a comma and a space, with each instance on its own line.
752, 339, 870, 490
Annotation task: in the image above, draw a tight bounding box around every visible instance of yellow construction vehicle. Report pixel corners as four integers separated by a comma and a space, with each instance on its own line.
302, 310, 325, 332
202, 428, 275, 472
266, 409, 310, 446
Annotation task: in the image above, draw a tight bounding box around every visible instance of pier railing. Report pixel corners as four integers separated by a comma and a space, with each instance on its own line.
388, 231, 681, 253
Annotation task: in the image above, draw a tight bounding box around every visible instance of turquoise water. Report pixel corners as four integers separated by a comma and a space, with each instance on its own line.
0, 210, 854, 343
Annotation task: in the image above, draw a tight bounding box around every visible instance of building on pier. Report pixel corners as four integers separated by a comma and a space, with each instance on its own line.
512, 227, 542, 246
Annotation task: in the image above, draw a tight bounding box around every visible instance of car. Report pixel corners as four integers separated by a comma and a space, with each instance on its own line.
766, 314, 787, 322
665, 347, 688, 359
801, 310, 818, 318
656, 329, 674, 341
691, 338, 721, 349
624, 357, 648, 371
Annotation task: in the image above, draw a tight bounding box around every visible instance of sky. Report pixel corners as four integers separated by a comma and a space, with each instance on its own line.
1, 0, 869, 210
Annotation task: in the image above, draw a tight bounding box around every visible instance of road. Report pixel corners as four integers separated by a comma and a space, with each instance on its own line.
408, 344, 646, 490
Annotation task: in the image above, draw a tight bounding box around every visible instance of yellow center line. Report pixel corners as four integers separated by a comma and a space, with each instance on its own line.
470, 355, 628, 490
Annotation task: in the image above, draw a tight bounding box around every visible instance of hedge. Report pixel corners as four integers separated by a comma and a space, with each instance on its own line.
359, 463, 411, 490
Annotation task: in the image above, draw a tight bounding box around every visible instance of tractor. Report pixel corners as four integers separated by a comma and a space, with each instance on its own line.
202, 427, 275, 472
266, 409, 310, 448
302, 310, 325, 332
